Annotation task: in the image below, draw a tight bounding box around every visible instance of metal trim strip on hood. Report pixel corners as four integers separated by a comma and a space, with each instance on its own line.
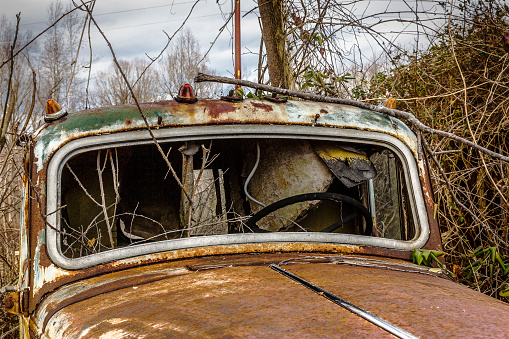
269, 264, 419, 339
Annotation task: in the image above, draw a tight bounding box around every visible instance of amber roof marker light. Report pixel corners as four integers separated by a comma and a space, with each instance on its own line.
382, 98, 396, 109
174, 84, 198, 104
44, 100, 68, 122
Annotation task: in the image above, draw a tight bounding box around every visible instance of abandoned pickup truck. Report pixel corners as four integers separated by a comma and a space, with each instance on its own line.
6, 85, 509, 338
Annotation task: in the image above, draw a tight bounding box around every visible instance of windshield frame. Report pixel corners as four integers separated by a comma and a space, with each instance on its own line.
45, 124, 429, 269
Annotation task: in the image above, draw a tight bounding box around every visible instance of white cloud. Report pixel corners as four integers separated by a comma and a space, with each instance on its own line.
3, 0, 261, 77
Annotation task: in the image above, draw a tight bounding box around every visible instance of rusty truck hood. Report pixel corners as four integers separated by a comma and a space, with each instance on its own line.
34, 253, 509, 338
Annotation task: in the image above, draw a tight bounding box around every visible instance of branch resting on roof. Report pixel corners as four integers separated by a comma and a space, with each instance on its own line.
195, 72, 509, 164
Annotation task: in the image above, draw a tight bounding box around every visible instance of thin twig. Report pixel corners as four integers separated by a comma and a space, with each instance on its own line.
80, 0, 192, 201
0, 2, 92, 70
422, 137, 504, 246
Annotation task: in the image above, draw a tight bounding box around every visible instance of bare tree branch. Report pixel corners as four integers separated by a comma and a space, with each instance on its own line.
0, 13, 20, 154
0, 1, 92, 70
195, 72, 509, 163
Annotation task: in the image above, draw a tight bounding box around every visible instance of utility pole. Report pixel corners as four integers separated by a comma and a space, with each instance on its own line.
234, 0, 241, 90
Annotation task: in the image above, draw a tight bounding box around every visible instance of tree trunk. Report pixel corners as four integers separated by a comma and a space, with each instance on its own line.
258, 0, 292, 89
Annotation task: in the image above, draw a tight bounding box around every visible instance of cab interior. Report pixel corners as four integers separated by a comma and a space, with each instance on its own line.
59, 138, 415, 257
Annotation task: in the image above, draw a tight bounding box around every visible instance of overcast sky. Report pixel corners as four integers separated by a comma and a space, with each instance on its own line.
1, 0, 446, 87
1, 0, 262, 81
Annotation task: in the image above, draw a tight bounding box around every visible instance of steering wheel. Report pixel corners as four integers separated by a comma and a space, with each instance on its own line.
244, 192, 373, 236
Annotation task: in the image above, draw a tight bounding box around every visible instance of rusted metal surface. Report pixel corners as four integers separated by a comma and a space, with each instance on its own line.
263, 94, 288, 103
284, 262, 509, 338
30, 243, 413, 313
29, 145, 46, 314
184, 253, 449, 279
419, 157, 443, 251
4, 292, 19, 315
4, 288, 29, 316
33, 253, 425, 332
21, 95, 503, 338
34, 254, 509, 338
32, 99, 419, 172
37, 266, 191, 331
37, 258, 397, 338
269, 265, 419, 338
20, 144, 32, 293
219, 91, 243, 103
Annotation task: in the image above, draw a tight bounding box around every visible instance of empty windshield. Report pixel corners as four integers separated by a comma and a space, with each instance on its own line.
59, 138, 414, 258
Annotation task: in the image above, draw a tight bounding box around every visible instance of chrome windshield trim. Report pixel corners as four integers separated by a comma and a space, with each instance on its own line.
46, 124, 429, 269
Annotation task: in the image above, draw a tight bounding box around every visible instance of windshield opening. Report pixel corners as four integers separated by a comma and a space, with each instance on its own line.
59, 138, 415, 258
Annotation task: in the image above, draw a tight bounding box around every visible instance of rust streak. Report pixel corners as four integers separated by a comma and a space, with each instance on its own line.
251, 102, 274, 112
206, 101, 236, 118
420, 159, 443, 252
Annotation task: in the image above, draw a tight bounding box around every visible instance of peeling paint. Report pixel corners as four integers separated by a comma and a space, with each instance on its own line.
34, 264, 69, 294
20, 170, 30, 290
33, 230, 68, 292
33, 99, 419, 174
